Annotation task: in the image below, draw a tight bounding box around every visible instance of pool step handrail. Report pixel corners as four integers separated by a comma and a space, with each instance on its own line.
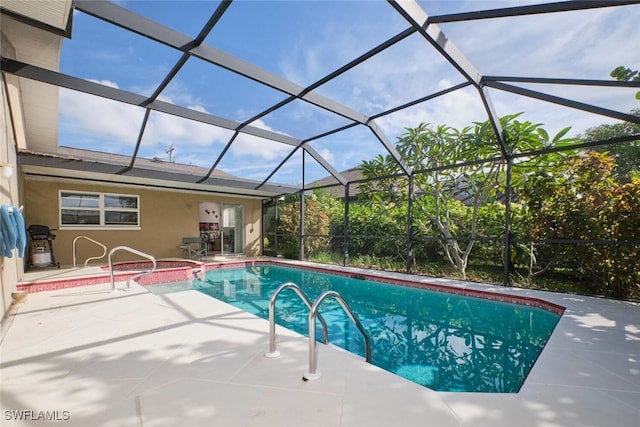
108, 246, 156, 291
304, 290, 371, 381
72, 235, 108, 268
265, 282, 328, 358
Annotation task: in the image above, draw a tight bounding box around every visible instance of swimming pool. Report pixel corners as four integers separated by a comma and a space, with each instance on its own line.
148, 263, 562, 393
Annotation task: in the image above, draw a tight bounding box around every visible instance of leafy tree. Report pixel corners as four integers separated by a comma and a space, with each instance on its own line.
521, 151, 640, 298
580, 108, 640, 178
610, 65, 640, 100
276, 194, 301, 259
356, 155, 409, 263
358, 154, 405, 204
347, 202, 407, 261
277, 190, 341, 259
358, 115, 572, 278
377, 114, 578, 279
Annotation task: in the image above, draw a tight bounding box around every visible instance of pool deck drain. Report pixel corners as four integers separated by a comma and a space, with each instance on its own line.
2, 263, 639, 426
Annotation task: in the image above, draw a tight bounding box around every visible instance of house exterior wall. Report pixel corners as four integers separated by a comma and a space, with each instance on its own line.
0, 69, 26, 320
0, 81, 24, 319
22, 178, 263, 267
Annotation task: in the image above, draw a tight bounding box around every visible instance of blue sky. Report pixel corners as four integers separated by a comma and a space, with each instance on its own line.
58, 1, 640, 186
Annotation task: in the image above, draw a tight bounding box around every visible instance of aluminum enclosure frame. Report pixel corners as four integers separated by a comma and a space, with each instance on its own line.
3, 0, 640, 286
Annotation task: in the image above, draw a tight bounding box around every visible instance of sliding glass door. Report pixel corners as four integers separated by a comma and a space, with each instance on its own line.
221, 204, 244, 255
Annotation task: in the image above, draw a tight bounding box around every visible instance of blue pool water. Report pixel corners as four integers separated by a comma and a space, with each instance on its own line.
149, 264, 561, 393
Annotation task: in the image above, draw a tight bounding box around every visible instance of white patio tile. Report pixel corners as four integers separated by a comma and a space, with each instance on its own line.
3, 268, 639, 427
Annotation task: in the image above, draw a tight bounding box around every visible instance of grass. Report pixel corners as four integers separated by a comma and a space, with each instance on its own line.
306, 252, 629, 299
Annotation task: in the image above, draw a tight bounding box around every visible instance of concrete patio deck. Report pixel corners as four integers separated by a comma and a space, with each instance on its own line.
1, 266, 638, 426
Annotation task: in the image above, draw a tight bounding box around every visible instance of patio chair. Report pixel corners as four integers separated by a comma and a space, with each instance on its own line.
180, 236, 207, 261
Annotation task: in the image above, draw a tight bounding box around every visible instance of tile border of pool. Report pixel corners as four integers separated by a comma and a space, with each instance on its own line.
18, 257, 565, 315
17, 260, 202, 293
242, 259, 567, 315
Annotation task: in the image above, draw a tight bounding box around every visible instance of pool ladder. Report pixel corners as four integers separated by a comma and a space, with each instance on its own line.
108, 246, 156, 291
72, 235, 108, 267
265, 282, 329, 358
265, 282, 372, 381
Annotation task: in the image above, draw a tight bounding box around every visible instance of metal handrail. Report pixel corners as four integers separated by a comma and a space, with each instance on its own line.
108, 246, 156, 291
304, 290, 372, 380
265, 282, 328, 358
72, 235, 107, 267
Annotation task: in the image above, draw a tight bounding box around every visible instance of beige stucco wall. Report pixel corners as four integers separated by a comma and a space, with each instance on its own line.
22, 178, 263, 267
1, 70, 26, 320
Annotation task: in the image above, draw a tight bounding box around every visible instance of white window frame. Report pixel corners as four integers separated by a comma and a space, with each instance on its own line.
59, 190, 141, 230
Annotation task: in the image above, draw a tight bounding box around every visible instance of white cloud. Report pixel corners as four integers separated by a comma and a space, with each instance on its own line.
59, 1, 639, 185
59, 87, 234, 159
59, 88, 144, 144
278, 12, 371, 86
315, 147, 334, 166
280, 2, 639, 148
229, 119, 294, 161
374, 82, 486, 139
87, 78, 120, 89
154, 80, 207, 111
436, 6, 639, 133
145, 112, 231, 147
